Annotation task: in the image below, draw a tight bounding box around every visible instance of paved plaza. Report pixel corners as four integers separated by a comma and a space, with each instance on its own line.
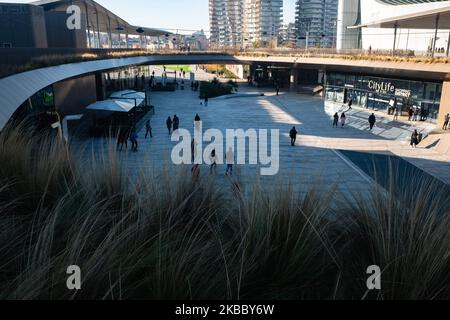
71, 67, 450, 198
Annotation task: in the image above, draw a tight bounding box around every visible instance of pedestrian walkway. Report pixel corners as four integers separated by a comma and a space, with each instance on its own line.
70, 70, 450, 200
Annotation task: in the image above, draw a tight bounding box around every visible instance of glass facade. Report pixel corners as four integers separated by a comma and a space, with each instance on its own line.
325, 72, 443, 123
12, 85, 58, 131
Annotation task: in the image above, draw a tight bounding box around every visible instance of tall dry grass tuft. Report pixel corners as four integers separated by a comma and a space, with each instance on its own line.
0, 124, 448, 299
337, 162, 450, 300
216, 181, 341, 300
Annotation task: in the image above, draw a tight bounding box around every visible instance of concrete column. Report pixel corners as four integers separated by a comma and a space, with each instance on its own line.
95, 72, 106, 101
438, 81, 450, 128
432, 14, 440, 58
290, 68, 298, 91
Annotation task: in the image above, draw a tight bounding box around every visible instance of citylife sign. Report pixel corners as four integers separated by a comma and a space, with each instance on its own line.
367, 80, 395, 95
367, 80, 411, 98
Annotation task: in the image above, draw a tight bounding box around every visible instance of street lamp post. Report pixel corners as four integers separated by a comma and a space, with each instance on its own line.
446, 32, 450, 57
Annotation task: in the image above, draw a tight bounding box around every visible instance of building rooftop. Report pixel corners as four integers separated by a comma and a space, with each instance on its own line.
32, 0, 169, 37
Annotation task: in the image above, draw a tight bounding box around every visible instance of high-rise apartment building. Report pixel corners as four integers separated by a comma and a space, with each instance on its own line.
295, 0, 338, 49
280, 22, 297, 47
209, 0, 282, 48
244, 0, 283, 47
209, 0, 243, 48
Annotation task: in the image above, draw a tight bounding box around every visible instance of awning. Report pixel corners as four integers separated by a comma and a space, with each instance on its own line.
109, 90, 146, 101
86, 99, 137, 113
349, 5, 450, 29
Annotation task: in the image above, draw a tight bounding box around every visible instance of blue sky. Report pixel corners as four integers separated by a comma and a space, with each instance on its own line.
4, 0, 297, 34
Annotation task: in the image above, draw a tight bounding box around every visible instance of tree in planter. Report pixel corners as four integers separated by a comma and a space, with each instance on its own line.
199, 78, 234, 99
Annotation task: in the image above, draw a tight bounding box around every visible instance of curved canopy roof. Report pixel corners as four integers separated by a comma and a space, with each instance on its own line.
32, 0, 169, 36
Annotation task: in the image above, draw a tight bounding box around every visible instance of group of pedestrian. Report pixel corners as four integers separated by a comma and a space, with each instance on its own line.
166, 115, 180, 135
408, 107, 428, 122
333, 112, 347, 128
191, 81, 200, 91
117, 127, 139, 152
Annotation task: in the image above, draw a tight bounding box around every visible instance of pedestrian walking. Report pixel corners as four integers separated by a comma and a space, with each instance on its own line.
408, 108, 414, 121
443, 113, 450, 130
173, 115, 180, 131
289, 126, 298, 146
410, 130, 420, 148
347, 98, 353, 110
130, 129, 138, 152
204, 96, 209, 107
393, 107, 399, 121
341, 113, 347, 128
166, 116, 173, 135
141, 74, 146, 90
413, 108, 419, 121
117, 128, 129, 151
276, 85, 280, 96
333, 112, 339, 127
369, 113, 376, 130
209, 149, 217, 174
226, 147, 234, 176
145, 120, 153, 139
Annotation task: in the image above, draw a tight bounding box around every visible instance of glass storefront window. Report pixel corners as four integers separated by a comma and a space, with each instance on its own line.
325, 72, 442, 124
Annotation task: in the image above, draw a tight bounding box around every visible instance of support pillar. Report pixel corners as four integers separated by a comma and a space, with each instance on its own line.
84, 2, 91, 48
392, 23, 398, 56
95, 72, 106, 101
107, 16, 112, 48
432, 14, 440, 58
290, 68, 298, 91
446, 31, 450, 57
438, 81, 450, 128
95, 10, 100, 48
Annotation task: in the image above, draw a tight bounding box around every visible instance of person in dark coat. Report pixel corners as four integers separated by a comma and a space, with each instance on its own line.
333, 113, 339, 127
166, 116, 173, 135
369, 113, 376, 130
341, 113, 347, 127
408, 108, 414, 121
347, 98, 353, 109
173, 115, 180, 131
130, 129, 138, 152
289, 127, 298, 146
117, 128, 129, 151
410, 130, 419, 148
145, 120, 152, 139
